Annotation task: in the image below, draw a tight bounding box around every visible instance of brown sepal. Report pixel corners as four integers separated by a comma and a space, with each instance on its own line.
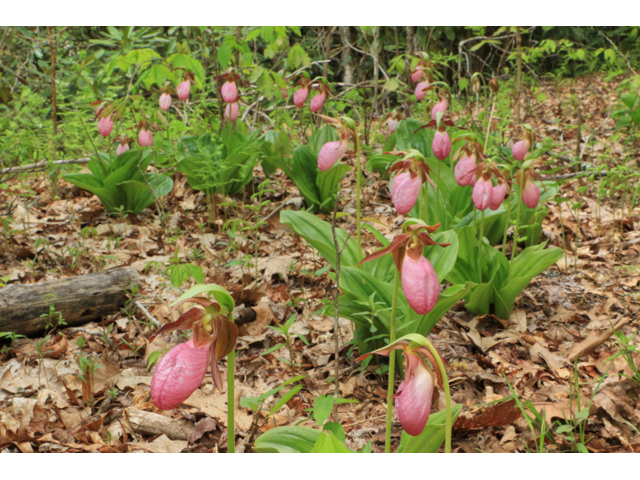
149, 307, 205, 343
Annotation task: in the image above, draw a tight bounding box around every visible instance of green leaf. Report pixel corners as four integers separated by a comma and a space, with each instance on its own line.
268, 384, 304, 417
313, 395, 335, 428
171, 284, 235, 314
397, 404, 462, 453
323, 421, 346, 444
253, 426, 320, 453
311, 430, 351, 453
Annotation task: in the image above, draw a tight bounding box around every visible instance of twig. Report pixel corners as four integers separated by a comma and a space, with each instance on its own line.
600, 32, 638, 76
135, 301, 162, 327
0, 157, 91, 175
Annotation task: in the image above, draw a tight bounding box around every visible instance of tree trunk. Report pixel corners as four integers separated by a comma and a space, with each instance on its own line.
0, 267, 140, 336
340, 26, 354, 85
515, 26, 522, 123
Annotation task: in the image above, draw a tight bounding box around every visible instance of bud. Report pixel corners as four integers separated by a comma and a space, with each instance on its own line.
390, 171, 422, 215
159, 92, 172, 111
471, 76, 481, 95
401, 254, 439, 315
221, 80, 238, 103
415, 81, 429, 101
177, 80, 191, 101
432, 130, 451, 160
138, 128, 154, 147
310, 93, 326, 113
280, 88, 288, 100
489, 78, 499, 93
293, 86, 309, 109
98, 116, 114, 137
224, 102, 239, 122
317, 138, 349, 171
387, 118, 399, 133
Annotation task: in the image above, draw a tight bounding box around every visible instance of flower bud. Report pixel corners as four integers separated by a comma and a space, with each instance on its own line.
432, 130, 451, 160
221, 81, 238, 103
280, 88, 288, 100
317, 138, 348, 171
411, 68, 424, 83
159, 92, 172, 111
472, 176, 494, 211
414, 81, 429, 101
387, 118, 399, 133
310, 93, 326, 113
224, 102, 239, 122
401, 255, 439, 315
521, 178, 540, 209
138, 128, 154, 147
177, 80, 191, 101
471, 76, 481, 95
150, 339, 211, 410
489, 78, 499, 93
98, 116, 113, 137
390, 172, 422, 215
293, 87, 309, 109
454, 154, 477, 187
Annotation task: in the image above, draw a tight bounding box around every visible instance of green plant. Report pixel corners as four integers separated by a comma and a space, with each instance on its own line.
260, 314, 308, 373
64, 148, 173, 215
262, 125, 349, 213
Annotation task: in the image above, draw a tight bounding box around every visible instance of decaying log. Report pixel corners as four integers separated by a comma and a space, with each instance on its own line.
0, 267, 139, 336
124, 407, 194, 441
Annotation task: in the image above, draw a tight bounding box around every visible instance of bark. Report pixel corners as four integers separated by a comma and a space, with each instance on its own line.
0, 267, 140, 336
339, 26, 354, 85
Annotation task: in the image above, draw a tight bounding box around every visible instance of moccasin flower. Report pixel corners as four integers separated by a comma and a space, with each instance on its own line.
149, 297, 238, 410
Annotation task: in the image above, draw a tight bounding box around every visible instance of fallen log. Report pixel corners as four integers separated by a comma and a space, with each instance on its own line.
0, 267, 139, 336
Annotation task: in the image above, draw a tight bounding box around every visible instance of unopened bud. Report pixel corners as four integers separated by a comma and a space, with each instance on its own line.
489, 78, 499, 93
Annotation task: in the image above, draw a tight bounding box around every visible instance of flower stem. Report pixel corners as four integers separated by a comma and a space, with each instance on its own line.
227, 312, 235, 453
510, 190, 523, 269
355, 131, 362, 258
386, 268, 400, 453
502, 190, 513, 256
421, 339, 452, 453
422, 182, 429, 224
436, 160, 441, 222
479, 208, 485, 284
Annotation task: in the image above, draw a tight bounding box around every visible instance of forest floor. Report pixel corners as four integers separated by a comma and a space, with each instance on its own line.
1, 75, 639, 453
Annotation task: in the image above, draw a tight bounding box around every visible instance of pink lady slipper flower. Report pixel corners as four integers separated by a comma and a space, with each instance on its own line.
310, 93, 325, 113
225, 102, 239, 122
431, 98, 448, 121
116, 137, 131, 156
318, 133, 349, 171
357, 222, 450, 316
472, 175, 494, 211
139, 128, 154, 147
221, 80, 238, 104
177, 80, 191, 101
149, 297, 238, 410
159, 92, 172, 111
512, 126, 533, 161
388, 154, 434, 215
520, 172, 540, 208
293, 86, 309, 109
390, 172, 422, 215
489, 181, 509, 211
98, 116, 114, 137
415, 81, 429, 101
357, 339, 444, 436
387, 118, 399, 133
454, 153, 477, 187
432, 129, 451, 160
411, 68, 424, 83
